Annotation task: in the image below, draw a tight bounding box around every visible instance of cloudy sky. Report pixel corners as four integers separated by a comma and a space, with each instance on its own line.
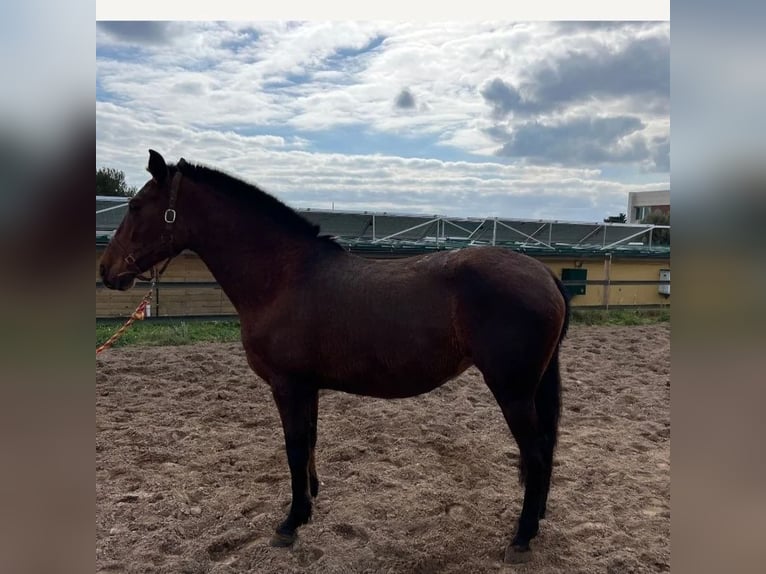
96, 20, 669, 222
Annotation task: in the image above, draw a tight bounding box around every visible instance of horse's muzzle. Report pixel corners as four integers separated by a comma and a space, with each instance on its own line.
100, 265, 136, 291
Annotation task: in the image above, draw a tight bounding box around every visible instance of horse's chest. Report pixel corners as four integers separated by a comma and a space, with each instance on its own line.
241, 347, 276, 382
241, 324, 316, 382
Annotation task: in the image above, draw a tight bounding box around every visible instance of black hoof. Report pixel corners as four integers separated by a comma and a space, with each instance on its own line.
269, 530, 297, 547
504, 542, 532, 564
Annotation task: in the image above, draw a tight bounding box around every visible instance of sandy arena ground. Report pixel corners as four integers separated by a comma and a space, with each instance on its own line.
96, 324, 670, 573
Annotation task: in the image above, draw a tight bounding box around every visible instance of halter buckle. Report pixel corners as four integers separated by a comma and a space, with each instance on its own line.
164, 209, 177, 223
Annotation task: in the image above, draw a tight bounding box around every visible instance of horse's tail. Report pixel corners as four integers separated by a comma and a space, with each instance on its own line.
552, 272, 571, 345
540, 273, 569, 450
520, 273, 569, 485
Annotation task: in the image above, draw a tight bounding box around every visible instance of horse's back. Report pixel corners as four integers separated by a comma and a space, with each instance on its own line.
418, 246, 562, 312
321, 245, 564, 348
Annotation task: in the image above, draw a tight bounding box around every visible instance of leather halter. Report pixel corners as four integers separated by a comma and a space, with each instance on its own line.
112, 160, 186, 280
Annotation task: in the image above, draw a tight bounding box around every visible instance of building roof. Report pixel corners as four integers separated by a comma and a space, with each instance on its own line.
96, 196, 670, 258
628, 189, 670, 207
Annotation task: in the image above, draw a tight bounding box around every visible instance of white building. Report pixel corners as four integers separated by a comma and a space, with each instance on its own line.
627, 190, 670, 223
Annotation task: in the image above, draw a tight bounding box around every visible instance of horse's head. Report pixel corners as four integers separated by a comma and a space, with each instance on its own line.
99, 150, 186, 290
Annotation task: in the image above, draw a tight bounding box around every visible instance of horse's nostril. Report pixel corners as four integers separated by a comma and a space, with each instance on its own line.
99, 264, 106, 278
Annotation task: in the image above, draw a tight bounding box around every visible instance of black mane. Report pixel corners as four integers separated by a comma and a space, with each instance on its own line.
173, 161, 341, 249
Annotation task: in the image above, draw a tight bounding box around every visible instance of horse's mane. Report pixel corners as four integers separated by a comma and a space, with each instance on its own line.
173, 161, 342, 250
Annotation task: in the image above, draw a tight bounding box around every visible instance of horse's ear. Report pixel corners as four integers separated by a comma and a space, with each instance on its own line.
147, 149, 168, 183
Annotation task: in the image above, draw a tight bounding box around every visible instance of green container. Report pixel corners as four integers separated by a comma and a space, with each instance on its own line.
561, 268, 587, 296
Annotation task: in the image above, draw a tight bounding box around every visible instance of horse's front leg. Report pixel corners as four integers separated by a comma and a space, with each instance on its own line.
269, 382, 317, 547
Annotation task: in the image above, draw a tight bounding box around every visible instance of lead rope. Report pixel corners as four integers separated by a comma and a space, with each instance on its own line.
96, 271, 159, 356
98, 167, 183, 356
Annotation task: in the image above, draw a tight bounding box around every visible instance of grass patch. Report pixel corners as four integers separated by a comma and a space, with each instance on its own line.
570, 308, 670, 326
97, 308, 669, 349
96, 320, 241, 349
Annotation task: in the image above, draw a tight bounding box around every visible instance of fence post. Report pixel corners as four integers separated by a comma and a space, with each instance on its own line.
603, 253, 612, 309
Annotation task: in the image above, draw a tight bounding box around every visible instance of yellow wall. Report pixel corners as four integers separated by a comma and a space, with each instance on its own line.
543, 256, 670, 308
97, 248, 669, 318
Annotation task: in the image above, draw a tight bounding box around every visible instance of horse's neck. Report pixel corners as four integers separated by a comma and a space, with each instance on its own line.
188, 205, 315, 314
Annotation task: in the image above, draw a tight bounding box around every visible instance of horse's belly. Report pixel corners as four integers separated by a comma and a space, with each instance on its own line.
320, 355, 473, 399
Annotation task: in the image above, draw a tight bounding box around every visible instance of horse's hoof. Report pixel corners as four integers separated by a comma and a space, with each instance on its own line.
269, 530, 297, 547
503, 543, 532, 564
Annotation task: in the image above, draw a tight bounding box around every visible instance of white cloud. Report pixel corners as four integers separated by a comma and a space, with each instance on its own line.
97, 21, 669, 221
97, 102, 666, 221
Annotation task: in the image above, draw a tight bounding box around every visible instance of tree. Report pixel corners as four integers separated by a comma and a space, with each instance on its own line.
96, 167, 137, 197
603, 213, 627, 223
641, 209, 670, 245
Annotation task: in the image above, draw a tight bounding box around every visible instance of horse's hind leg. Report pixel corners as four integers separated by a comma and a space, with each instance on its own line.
504, 397, 545, 553
535, 352, 562, 519
269, 382, 317, 547
480, 368, 545, 559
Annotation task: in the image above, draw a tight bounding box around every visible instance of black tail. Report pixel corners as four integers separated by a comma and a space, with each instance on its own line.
540, 273, 570, 452
552, 273, 571, 344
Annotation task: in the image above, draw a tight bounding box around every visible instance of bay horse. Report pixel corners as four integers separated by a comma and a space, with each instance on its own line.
99, 150, 570, 561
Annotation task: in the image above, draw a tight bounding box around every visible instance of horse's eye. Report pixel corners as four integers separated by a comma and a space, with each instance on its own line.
129, 202, 140, 213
